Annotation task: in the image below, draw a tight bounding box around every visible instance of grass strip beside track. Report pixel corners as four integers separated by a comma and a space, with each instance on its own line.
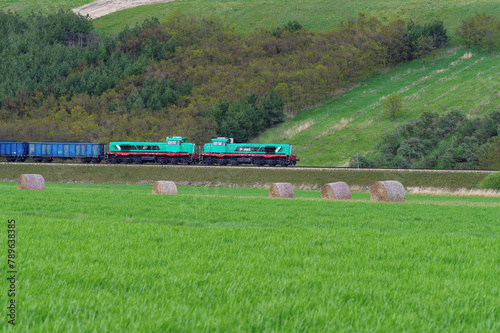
0, 164, 490, 189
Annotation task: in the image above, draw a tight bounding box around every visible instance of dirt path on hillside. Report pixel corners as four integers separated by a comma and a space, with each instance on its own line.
72, 0, 174, 19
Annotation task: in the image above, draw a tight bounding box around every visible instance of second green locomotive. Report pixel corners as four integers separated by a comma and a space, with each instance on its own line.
202, 137, 297, 166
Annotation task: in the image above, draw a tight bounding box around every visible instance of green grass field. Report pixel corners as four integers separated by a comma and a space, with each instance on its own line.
1, 182, 499, 331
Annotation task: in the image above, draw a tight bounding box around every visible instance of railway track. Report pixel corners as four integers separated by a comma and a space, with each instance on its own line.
0, 161, 495, 173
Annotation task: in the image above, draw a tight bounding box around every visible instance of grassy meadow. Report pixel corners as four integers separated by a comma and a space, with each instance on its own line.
88, 0, 497, 38
0, 0, 88, 14
2, 0, 499, 38
1, 182, 500, 331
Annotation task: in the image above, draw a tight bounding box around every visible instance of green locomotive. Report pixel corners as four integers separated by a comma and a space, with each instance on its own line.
202, 137, 297, 166
107, 137, 196, 164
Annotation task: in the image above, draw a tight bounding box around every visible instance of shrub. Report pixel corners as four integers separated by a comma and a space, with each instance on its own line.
436, 110, 466, 135
479, 172, 500, 190
397, 138, 428, 160
456, 13, 500, 53
478, 138, 500, 170
348, 155, 374, 168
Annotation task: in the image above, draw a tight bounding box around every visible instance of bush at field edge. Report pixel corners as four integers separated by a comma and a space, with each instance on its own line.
479, 171, 500, 189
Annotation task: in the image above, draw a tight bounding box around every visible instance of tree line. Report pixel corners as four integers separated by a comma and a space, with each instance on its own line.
0, 10, 453, 144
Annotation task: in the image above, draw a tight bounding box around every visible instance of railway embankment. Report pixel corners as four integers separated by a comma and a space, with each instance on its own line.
0, 163, 491, 190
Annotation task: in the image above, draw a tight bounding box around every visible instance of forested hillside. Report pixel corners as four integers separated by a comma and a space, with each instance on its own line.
0, 10, 448, 144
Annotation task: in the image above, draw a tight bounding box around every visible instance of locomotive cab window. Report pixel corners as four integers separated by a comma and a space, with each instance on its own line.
167, 140, 181, 145
260, 146, 277, 153
213, 141, 227, 146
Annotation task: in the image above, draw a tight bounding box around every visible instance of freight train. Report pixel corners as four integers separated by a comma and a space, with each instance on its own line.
0, 141, 105, 163
0, 137, 298, 166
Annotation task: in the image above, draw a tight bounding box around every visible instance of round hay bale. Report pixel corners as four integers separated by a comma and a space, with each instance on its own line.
18, 174, 45, 191
321, 182, 351, 200
269, 183, 294, 198
370, 180, 406, 202
152, 181, 177, 195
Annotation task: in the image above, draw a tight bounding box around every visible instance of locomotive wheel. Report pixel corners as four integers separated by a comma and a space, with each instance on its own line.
217, 159, 227, 166
229, 159, 238, 166
170, 158, 179, 165
133, 157, 142, 164
268, 160, 278, 167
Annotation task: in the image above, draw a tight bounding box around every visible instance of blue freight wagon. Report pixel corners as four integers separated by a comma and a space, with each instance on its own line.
28, 142, 106, 163
0, 141, 29, 162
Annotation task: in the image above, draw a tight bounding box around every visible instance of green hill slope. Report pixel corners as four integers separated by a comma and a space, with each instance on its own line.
255, 49, 499, 166
95, 0, 498, 39
2, 1, 498, 40
0, 1, 86, 14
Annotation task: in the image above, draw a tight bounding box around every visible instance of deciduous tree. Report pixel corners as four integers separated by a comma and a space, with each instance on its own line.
382, 94, 404, 120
